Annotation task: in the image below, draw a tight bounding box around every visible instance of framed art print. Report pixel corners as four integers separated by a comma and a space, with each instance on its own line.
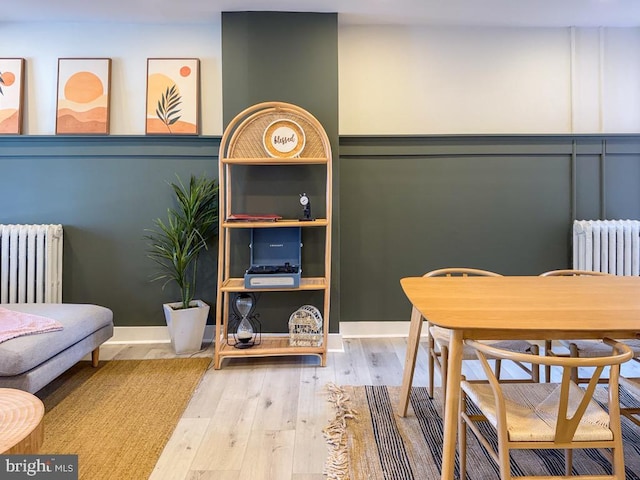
146, 58, 200, 135
0, 58, 25, 134
56, 58, 111, 135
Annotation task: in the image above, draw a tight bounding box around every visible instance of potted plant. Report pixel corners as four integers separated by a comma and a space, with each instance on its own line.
146, 174, 218, 354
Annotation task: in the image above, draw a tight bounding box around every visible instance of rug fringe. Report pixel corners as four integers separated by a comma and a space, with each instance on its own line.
322, 383, 358, 480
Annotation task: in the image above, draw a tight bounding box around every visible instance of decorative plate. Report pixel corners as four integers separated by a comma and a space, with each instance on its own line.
263, 119, 306, 158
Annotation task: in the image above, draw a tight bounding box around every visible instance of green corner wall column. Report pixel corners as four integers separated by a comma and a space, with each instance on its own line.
221, 11, 340, 333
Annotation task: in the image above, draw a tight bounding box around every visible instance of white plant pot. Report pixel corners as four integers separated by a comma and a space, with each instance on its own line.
163, 299, 209, 354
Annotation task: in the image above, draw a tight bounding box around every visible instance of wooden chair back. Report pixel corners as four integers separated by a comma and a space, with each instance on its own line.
425, 267, 502, 277
539, 269, 611, 382
466, 338, 633, 443
540, 269, 610, 276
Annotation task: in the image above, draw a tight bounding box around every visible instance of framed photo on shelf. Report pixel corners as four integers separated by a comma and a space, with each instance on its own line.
0, 58, 25, 135
56, 58, 111, 135
146, 58, 200, 135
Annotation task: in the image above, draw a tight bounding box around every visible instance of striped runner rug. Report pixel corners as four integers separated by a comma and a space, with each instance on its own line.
323, 384, 640, 480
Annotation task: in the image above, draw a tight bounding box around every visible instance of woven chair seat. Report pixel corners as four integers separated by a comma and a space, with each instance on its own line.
461, 381, 612, 442
559, 339, 640, 357
430, 325, 535, 358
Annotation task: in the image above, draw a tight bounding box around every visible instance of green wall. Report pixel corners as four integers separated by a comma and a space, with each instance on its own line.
1, 134, 639, 328
221, 12, 339, 143
0, 136, 220, 326
339, 135, 640, 321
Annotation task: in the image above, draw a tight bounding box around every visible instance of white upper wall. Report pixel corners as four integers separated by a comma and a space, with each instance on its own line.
338, 25, 640, 134
602, 28, 640, 132
0, 22, 223, 135
1, 21, 638, 135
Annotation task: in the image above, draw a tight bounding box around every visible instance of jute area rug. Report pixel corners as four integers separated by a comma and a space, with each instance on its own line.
36, 358, 211, 480
324, 384, 640, 480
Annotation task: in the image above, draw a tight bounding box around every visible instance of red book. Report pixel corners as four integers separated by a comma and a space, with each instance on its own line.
227, 214, 283, 222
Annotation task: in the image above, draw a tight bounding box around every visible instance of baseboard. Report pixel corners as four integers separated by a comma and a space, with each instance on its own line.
339, 321, 418, 338
107, 326, 172, 344
107, 325, 346, 352
108, 321, 422, 349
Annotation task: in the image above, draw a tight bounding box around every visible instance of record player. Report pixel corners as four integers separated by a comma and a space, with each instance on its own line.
244, 227, 302, 289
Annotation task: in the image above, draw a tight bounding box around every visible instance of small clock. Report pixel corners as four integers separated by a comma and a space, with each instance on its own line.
299, 193, 312, 221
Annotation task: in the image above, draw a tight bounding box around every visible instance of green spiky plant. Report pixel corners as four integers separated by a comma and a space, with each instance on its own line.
146, 174, 218, 310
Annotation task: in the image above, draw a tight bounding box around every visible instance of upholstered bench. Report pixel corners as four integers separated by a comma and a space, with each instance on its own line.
0, 304, 114, 393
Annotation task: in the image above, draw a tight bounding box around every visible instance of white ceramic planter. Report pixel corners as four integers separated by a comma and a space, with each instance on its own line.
163, 299, 209, 354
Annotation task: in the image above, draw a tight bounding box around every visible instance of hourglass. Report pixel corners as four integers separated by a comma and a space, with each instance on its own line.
231, 293, 260, 348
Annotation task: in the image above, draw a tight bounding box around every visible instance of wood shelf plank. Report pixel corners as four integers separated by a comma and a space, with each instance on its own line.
217, 336, 325, 358
221, 277, 327, 292
222, 219, 328, 228
221, 157, 328, 165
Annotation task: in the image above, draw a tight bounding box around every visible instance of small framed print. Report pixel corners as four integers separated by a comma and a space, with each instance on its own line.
146, 58, 200, 135
0, 58, 25, 135
56, 58, 111, 135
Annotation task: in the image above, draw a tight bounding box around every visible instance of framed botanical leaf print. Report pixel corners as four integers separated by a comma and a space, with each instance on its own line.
146, 58, 200, 135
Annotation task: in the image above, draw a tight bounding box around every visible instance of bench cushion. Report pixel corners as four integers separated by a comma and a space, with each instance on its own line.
0, 304, 113, 376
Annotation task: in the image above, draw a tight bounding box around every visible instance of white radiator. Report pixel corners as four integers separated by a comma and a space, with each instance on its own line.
0, 224, 63, 303
572, 220, 640, 276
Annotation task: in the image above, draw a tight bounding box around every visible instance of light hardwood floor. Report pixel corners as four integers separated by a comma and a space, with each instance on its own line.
97, 338, 640, 480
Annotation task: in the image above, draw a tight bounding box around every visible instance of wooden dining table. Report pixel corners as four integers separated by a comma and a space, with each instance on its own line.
399, 274, 640, 480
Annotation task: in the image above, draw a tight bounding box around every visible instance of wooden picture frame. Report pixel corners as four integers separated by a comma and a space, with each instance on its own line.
0, 58, 25, 135
146, 58, 200, 135
56, 58, 111, 135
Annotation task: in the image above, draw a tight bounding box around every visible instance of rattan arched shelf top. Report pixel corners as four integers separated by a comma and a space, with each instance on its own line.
219, 101, 332, 164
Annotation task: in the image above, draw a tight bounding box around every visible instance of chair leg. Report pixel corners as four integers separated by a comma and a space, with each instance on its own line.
428, 335, 435, 398
495, 358, 502, 380
459, 391, 468, 480
531, 344, 540, 383
610, 393, 626, 479
613, 444, 626, 479
612, 447, 626, 479
544, 340, 552, 382
565, 449, 573, 476
497, 434, 511, 480
569, 343, 579, 383
441, 345, 449, 403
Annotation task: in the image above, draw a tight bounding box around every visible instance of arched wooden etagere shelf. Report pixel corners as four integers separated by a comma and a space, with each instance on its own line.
214, 102, 332, 369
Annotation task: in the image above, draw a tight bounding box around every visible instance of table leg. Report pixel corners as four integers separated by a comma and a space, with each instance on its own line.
441, 329, 463, 480
398, 307, 424, 417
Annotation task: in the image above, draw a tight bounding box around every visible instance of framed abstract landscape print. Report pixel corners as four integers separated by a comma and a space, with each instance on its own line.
56, 58, 111, 135
146, 58, 200, 135
0, 58, 25, 135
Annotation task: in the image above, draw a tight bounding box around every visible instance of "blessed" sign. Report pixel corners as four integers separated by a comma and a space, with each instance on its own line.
263, 119, 306, 158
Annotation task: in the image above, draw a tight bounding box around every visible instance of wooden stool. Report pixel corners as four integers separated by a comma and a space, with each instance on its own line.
0, 388, 45, 454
